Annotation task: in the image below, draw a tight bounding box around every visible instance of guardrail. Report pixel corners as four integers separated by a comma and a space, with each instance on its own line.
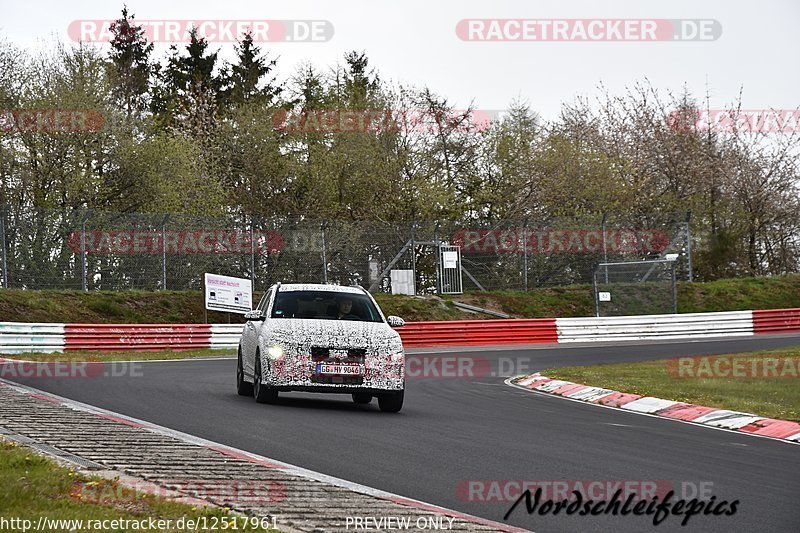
64, 324, 213, 351
752, 308, 800, 334
397, 319, 557, 347
0, 322, 65, 354
1, 308, 800, 355
211, 324, 244, 349
555, 311, 754, 343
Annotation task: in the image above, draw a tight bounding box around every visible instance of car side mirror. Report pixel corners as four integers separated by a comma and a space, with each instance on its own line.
387, 316, 405, 328
244, 310, 265, 321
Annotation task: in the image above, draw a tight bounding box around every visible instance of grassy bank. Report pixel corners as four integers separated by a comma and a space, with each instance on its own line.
0, 274, 797, 323
542, 347, 800, 421
1, 348, 229, 362
0, 440, 273, 532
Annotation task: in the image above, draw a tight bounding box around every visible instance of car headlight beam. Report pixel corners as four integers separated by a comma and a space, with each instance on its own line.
266, 345, 284, 360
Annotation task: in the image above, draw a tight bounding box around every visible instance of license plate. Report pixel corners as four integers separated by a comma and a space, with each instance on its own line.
316, 363, 363, 375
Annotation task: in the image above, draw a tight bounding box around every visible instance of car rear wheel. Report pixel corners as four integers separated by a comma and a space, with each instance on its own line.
253, 353, 279, 404
236, 348, 253, 396
352, 393, 372, 404
378, 390, 404, 413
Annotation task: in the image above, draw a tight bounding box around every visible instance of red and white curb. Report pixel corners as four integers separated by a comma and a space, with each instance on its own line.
507, 373, 800, 445
0, 378, 528, 533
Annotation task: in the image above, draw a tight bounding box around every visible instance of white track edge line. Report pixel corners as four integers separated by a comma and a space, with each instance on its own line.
0, 377, 530, 533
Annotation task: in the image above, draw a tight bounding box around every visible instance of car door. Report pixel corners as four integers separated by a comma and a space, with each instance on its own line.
242, 288, 272, 379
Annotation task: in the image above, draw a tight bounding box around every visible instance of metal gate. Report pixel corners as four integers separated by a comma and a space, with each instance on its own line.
438, 245, 463, 294
593, 259, 677, 317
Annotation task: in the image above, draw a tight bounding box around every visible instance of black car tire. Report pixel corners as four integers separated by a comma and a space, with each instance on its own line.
377, 390, 404, 413
236, 348, 254, 396
253, 352, 279, 404
352, 393, 373, 404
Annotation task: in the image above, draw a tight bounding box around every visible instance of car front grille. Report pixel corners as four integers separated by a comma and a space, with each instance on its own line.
311, 346, 366, 363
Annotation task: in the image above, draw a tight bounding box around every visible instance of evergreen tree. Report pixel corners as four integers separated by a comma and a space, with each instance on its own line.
106, 7, 153, 118
227, 32, 280, 107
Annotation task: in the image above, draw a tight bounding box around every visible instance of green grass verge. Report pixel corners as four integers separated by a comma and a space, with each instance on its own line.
2, 348, 232, 362
541, 347, 800, 422
0, 440, 274, 532
0, 274, 797, 323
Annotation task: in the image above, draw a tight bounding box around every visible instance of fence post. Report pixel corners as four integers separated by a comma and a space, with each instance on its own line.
685, 210, 693, 282
161, 215, 169, 290
0, 204, 7, 288
320, 221, 328, 283
671, 259, 678, 313
592, 269, 599, 317
522, 219, 529, 291
434, 226, 441, 294
411, 222, 417, 295
80, 211, 91, 292
601, 213, 608, 284
250, 216, 256, 290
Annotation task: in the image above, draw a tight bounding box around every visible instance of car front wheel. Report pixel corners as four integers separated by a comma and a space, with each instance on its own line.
253, 352, 279, 404
236, 348, 253, 396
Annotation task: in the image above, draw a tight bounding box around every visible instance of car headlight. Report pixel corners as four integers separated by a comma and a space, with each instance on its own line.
266, 345, 284, 360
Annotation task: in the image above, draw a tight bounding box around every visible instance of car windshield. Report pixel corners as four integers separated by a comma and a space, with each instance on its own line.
271, 290, 383, 322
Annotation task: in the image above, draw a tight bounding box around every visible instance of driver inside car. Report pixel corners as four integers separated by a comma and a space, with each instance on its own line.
334, 297, 356, 319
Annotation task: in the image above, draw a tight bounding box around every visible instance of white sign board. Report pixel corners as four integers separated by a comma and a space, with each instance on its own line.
598, 291, 612, 302
390, 269, 415, 295
368, 260, 379, 282
442, 251, 459, 269
204, 273, 252, 314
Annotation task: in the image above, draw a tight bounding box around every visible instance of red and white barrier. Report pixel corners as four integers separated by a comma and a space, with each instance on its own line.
64, 324, 213, 351
511, 373, 800, 444
752, 308, 800, 333
1, 307, 799, 354
396, 318, 557, 347
0, 322, 65, 354
555, 311, 754, 343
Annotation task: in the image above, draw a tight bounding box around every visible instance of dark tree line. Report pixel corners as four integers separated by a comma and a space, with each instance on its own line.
0, 8, 798, 281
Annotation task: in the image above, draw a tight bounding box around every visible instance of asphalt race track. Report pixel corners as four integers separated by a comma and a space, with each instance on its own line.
6, 335, 800, 533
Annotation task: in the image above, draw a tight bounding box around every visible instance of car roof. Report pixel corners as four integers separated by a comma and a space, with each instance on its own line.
274, 283, 366, 295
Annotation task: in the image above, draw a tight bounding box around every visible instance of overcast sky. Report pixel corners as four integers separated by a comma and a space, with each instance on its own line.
2, 0, 798, 120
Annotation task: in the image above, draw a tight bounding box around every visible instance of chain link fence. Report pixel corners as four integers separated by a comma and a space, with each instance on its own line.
593, 259, 678, 317
0, 205, 692, 293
